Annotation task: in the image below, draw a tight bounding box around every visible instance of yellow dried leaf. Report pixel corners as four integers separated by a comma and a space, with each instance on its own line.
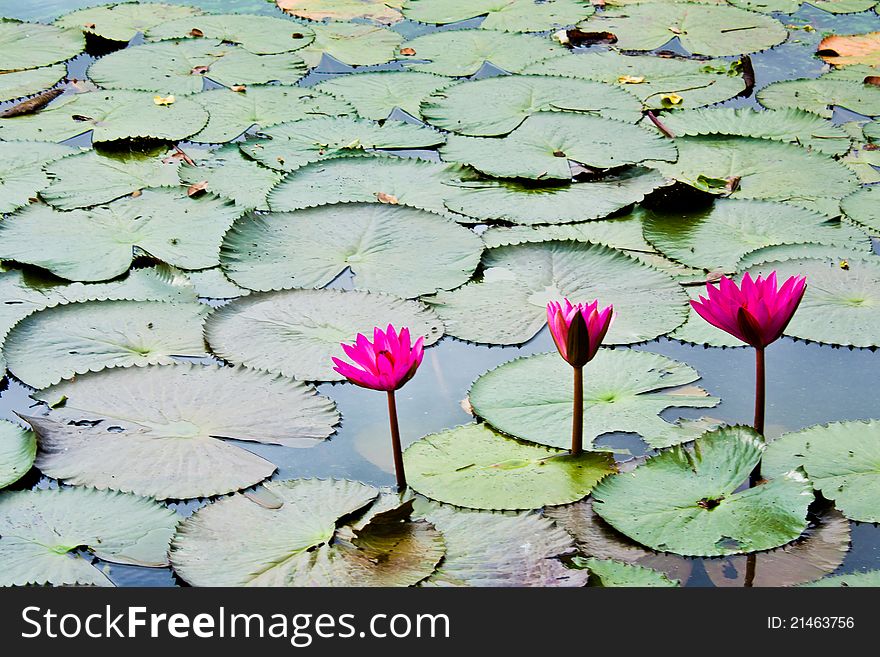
153, 95, 175, 106
618, 75, 646, 84
660, 93, 684, 107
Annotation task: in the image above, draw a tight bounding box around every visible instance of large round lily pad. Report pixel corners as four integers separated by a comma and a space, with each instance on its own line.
0, 64, 66, 103
220, 204, 481, 298
842, 185, 880, 234
204, 288, 443, 382
425, 240, 689, 345
0, 487, 177, 586
171, 480, 445, 586
421, 74, 643, 137
146, 13, 314, 54
0, 421, 36, 489
31, 363, 340, 499
297, 22, 402, 68
469, 349, 719, 451
178, 145, 282, 211
0, 141, 76, 214
402, 0, 593, 32
592, 426, 812, 557
403, 422, 616, 510
0, 19, 84, 71
757, 77, 880, 119
56, 2, 202, 42
314, 71, 453, 121
4, 300, 209, 389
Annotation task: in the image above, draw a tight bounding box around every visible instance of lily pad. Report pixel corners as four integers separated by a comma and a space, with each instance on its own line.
402, 0, 593, 32
204, 288, 443, 381
591, 426, 812, 557
841, 185, 880, 234
525, 51, 746, 111
764, 420, 880, 523
403, 422, 616, 510
0, 421, 36, 489
0, 189, 243, 281
276, 0, 404, 23
413, 499, 588, 587
575, 557, 679, 587
757, 77, 880, 119
399, 29, 565, 77
32, 363, 339, 499
441, 114, 677, 180
220, 204, 481, 298
0, 141, 77, 214
642, 198, 871, 272
469, 349, 718, 450
56, 3, 202, 42
183, 266, 250, 299
171, 480, 444, 586
298, 22, 403, 68
314, 71, 453, 121
88, 39, 307, 95
574, 4, 788, 56
239, 116, 445, 173
422, 74, 643, 136
190, 85, 352, 143
802, 570, 880, 587
146, 13, 314, 54
818, 31, 880, 68
658, 107, 853, 157
0, 19, 84, 71
179, 145, 282, 211
425, 240, 688, 345
0, 90, 210, 143
0, 64, 66, 103
4, 300, 209, 389
0, 487, 178, 586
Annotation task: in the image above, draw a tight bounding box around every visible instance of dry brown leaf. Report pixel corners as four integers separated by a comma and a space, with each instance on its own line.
0, 88, 64, 118
275, 0, 403, 25
130, 189, 143, 198
375, 192, 399, 205
399, 47, 416, 56
191, 65, 210, 75
866, 76, 880, 87
817, 32, 880, 68
230, 85, 247, 92
189, 28, 204, 37
187, 180, 209, 197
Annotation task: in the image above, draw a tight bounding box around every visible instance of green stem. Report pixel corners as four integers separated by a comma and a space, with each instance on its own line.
572, 366, 584, 456
387, 390, 406, 491
751, 347, 765, 487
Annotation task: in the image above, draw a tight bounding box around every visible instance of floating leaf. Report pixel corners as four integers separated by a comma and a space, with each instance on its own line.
422, 74, 643, 136
399, 29, 565, 77
736, 242, 875, 271
56, 2, 202, 42
575, 4, 787, 56
179, 145, 282, 211
32, 364, 339, 499
403, 422, 616, 510
4, 300, 209, 389
842, 185, 880, 234
402, 0, 594, 32
147, 13, 314, 54
0, 19, 84, 71
425, 241, 688, 345
239, 116, 445, 172
297, 22, 403, 68
190, 85, 351, 143
89, 39, 306, 95
525, 51, 746, 110
276, 0, 404, 23
818, 32, 880, 68
183, 266, 249, 299
592, 426, 812, 557
470, 349, 718, 450
314, 71, 453, 121
764, 420, 880, 523
0, 141, 76, 214
757, 77, 880, 118
220, 204, 481, 298
0, 64, 65, 103
0, 189, 243, 281
204, 288, 443, 381
802, 570, 880, 587
0, 487, 177, 586
171, 480, 445, 586
574, 557, 679, 587
0, 421, 36, 489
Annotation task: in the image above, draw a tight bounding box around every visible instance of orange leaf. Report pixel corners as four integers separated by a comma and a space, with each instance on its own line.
399, 47, 416, 56
817, 32, 880, 68
375, 192, 399, 205
189, 28, 204, 37
187, 181, 209, 197
191, 65, 210, 75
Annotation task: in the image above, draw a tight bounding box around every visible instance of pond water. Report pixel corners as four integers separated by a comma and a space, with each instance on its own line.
1, 0, 879, 587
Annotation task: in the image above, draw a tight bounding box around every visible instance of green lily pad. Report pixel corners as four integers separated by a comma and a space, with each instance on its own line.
88, 39, 306, 95
403, 422, 616, 510
399, 29, 565, 76
56, 3, 202, 42
810, 0, 879, 12
0, 421, 36, 489
592, 426, 813, 557
0, 64, 66, 103
182, 266, 250, 299
402, 0, 593, 32
444, 169, 669, 224
204, 288, 443, 381
422, 74, 643, 136
190, 85, 352, 143
736, 242, 875, 271
146, 13, 314, 54
314, 71, 453, 121
31, 363, 339, 499
0, 19, 84, 71
0, 487, 178, 586
0, 141, 77, 214
842, 185, 880, 234
298, 22, 403, 68
171, 481, 445, 586
0, 90, 210, 143
757, 77, 880, 119
179, 145, 282, 211
470, 349, 719, 450
4, 300, 209, 389
525, 51, 746, 111
642, 198, 871, 272
802, 570, 880, 587
573, 557, 680, 587
764, 420, 880, 523
425, 240, 688, 345
841, 144, 880, 184
441, 113, 677, 180
657, 107, 853, 157
239, 116, 445, 173
574, 4, 788, 56
220, 204, 481, 298
0, 189, 243, 281
413, 499, 588, 587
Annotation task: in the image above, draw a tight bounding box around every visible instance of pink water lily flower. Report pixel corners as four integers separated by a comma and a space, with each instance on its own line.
547, 299, 614, 368
332, 325, 424, 392
690, 272, 806, 349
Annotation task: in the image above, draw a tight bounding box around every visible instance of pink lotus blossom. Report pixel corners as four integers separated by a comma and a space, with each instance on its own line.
546, 299, 614, 368
690, 272, 807, 348
332, 325, 424, 392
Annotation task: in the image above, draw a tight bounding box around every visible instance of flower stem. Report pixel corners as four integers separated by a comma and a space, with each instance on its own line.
751, 347, 765, 487
386, 390, 406, 491
744, 553, 757, 588
572, 366, 584, 456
